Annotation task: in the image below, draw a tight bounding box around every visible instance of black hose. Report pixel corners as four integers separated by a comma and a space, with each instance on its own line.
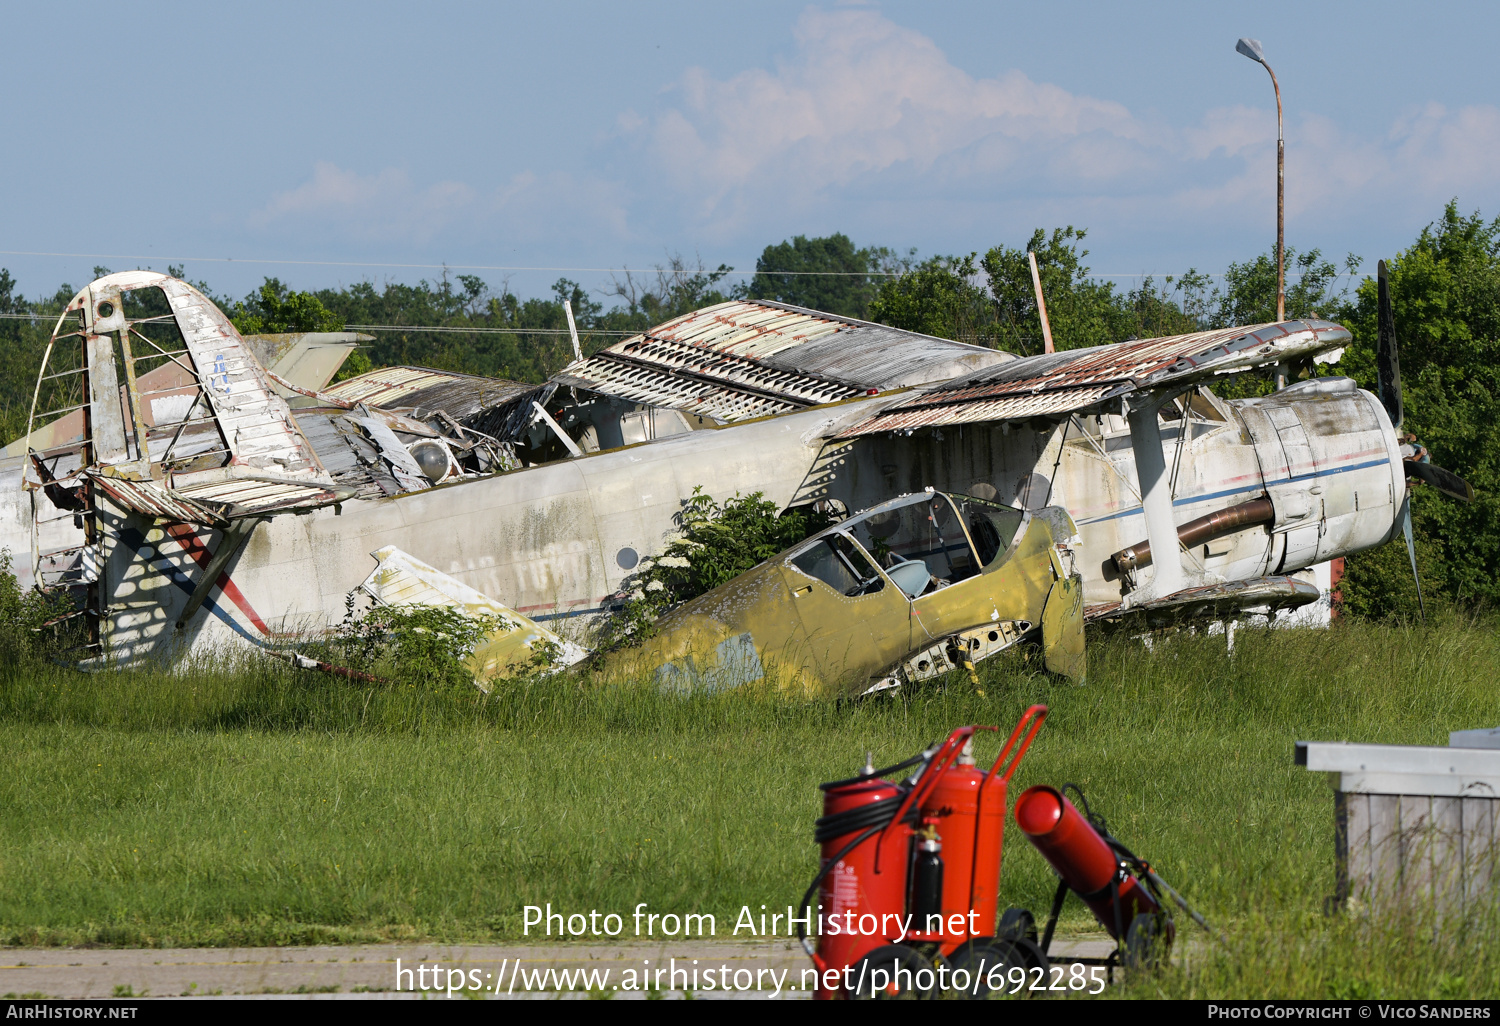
813, 794, 907, 844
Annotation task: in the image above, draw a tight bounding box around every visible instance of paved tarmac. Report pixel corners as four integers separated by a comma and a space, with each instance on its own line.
0, 937, 1117, 999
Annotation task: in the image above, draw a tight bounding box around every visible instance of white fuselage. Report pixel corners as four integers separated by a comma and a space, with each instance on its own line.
6, 380, 1404, 664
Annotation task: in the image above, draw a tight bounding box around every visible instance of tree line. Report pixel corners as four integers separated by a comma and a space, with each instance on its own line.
2, 201, 1496, 620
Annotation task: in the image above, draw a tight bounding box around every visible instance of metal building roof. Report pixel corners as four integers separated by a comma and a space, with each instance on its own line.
551, 300, 1012, 423
839, 319, 1352, 437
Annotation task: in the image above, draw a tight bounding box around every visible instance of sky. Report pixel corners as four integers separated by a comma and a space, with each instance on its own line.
3, 1, 1499, 305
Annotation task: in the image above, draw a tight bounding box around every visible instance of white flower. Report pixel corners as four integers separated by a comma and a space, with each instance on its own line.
630, 589, 645, 601
657, 555, 691, 568
645, 580, 665, 592
637, 559, 655, 572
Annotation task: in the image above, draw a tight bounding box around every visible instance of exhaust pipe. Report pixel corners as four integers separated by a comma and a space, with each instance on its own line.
1111, 497, 1273, 574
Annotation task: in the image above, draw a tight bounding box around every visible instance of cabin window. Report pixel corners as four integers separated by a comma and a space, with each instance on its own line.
846, 494, 979, 591
790, 532, 885, 597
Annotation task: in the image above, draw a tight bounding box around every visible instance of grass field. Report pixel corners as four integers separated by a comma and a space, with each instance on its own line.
1, 620, 1498, 998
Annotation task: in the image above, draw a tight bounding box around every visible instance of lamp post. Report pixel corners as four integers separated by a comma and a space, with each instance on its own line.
1236, 37, 1284, 324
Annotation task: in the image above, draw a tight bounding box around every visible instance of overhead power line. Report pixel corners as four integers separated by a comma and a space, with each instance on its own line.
0, 249, 1363, 280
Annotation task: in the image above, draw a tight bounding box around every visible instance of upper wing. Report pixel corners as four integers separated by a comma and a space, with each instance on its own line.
837, 320, 1352, 437
551, 299, 1014, 423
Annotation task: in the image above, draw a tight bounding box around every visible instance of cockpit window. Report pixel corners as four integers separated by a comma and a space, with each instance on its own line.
844, 494, 979, 593
790, 532, 885, 597
952, 494, 1025, 566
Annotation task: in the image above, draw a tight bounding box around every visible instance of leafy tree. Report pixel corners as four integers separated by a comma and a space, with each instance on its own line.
1213, 248, 1360, 327
231, 278, 345, 334
981, 227, 1141, 353
867, 254, 1000, 342
1335, 202, 1500, 618
746, 233, 880, 318
605, 256, 737, 328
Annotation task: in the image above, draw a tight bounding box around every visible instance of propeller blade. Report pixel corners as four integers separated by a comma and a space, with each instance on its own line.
1376, 259, 1403, 429
1400, 496, 1426, 623
1405, 459, 1476, 503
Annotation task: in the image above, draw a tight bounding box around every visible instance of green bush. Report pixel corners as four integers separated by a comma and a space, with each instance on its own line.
594, 489, 831, 651
319, 601, 515, 690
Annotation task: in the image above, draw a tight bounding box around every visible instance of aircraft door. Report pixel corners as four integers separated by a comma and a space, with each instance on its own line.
785, 530, 912, 684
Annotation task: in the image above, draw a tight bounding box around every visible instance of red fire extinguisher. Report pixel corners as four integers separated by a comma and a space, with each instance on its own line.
1012, 782, 1216, 969
907, 705, 1047, 954
797, 706, 1048, 999
1014, 784, 1162, 941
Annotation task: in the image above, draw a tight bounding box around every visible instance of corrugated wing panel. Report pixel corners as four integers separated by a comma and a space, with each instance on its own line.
839, 320, 1353, 436
555, 299, 1009, 423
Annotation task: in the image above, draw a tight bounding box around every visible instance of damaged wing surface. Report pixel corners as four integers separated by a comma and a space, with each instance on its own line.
839, 320, 1352, 437
552, 299, 1013, 423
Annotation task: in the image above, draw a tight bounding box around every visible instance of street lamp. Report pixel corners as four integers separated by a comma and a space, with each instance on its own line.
1236, 36, 1284, 324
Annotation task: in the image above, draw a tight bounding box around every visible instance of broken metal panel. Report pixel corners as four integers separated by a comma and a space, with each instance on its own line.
241, 331, 370, 395
322, 365, 534, 419
292, 411, 403, 498
156, 277, 324, 478
840, 386, 1115, 436
85, 474, 233, 527
1085, 574, 1321, 627
353, 415, 430, 492
84, 333, 129, 464
555, 300, 1011, 423
840, 320, 1354, 437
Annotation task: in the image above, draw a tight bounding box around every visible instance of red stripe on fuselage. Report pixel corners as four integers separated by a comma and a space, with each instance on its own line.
164, 523, 277, 636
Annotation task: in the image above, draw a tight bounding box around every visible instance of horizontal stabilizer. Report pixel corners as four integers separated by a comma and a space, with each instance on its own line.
358, 545, 587, 683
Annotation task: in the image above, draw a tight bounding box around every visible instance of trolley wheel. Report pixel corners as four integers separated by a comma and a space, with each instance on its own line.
942, 938, 1027, 999
1010, 936, 1050, 975
997, 906, 1038, 943
1123, 913, 1168, 972
848, 944, 935, 1000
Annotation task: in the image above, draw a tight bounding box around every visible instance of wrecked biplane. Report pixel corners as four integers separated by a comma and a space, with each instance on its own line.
0, 265, 1470, 692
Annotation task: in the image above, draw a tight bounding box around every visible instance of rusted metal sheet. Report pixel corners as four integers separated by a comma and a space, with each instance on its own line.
841, 320, 1353, 437
86, 473, 232, 527
843, 386, 1116, 435
554, 300, 1011, 423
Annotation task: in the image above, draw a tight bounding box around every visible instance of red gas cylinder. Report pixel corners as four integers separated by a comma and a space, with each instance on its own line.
916, 741, 1005, 954
814, 775, 913, 992
1013, 785, 1160, 938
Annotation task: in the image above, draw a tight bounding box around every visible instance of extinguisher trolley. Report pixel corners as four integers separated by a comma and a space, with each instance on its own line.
797, 705, 1048, 999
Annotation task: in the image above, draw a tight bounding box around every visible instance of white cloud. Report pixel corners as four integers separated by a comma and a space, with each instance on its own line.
632, 6, 1500, 249
245, 8, 1500, 270
636, 7, 1157, 234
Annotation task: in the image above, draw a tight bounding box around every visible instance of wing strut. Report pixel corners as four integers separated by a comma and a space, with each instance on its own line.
1125, 394, 1187, 601
175, 519, 261, 629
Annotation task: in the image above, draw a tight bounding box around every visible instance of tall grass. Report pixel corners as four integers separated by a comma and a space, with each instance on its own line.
0, 621, 1497, 996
